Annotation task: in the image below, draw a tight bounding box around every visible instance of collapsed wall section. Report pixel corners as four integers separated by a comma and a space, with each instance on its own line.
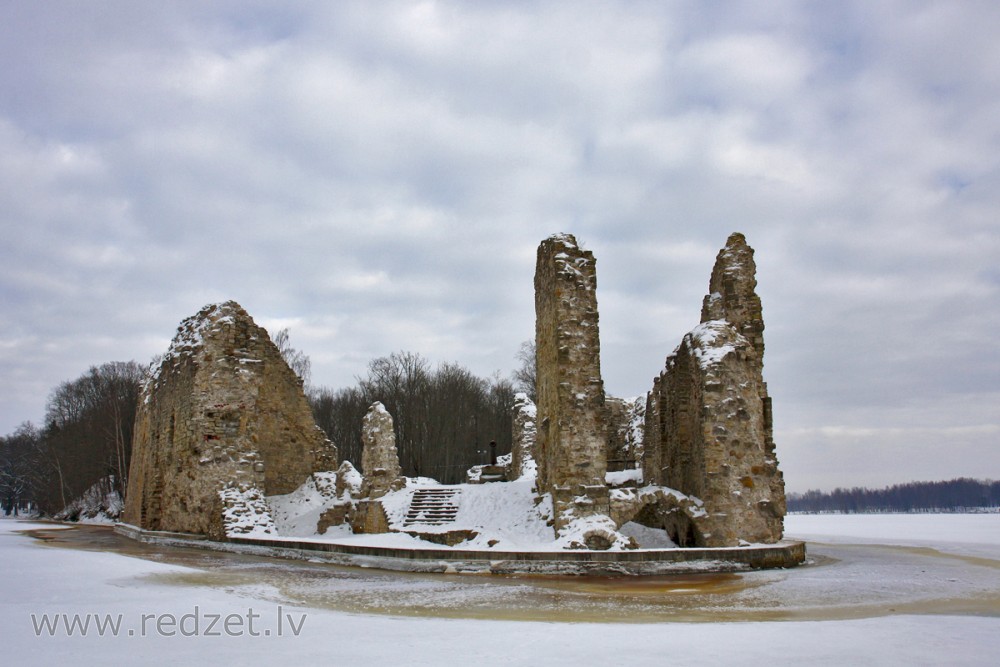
643, 234, 785, 546
122, 301, 337, 539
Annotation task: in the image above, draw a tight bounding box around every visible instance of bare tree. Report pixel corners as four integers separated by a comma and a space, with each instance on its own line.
0, 423, 40, 515
271, 328, 312, 388
36, 361, 144, 515
512, 339, 537, 402
309, 352, 516, 483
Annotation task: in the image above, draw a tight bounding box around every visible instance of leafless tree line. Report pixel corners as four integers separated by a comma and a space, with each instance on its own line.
0, 361, 145, 516
1, 331, 536, 515
788, 478, 1000, 513
309, 351, 518, 484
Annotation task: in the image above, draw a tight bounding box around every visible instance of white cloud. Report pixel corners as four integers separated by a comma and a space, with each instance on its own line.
0, 1, 998, 489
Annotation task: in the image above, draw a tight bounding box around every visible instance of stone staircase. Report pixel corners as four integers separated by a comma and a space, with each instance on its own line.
402, 488, 462, 526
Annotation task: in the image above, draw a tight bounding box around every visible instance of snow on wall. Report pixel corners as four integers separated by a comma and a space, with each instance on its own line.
220, 484, 277, 537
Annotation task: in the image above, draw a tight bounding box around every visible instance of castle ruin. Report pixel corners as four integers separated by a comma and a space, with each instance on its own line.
534, 234, 612, 533
122, 301, 336, 539
529, 231, 786, 547
641, 233, 785, 545
121, 232, 789, 561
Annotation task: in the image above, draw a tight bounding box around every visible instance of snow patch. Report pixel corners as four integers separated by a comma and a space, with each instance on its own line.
606, 468, 643, 487
220, 484, 276, 537
55, 476, 123, 522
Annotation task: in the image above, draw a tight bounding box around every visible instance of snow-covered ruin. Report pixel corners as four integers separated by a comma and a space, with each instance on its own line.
120, 233, 801, 573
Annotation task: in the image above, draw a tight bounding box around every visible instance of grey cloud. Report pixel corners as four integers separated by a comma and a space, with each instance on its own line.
1, 1, 998, 492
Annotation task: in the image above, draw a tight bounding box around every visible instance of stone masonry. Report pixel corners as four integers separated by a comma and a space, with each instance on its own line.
605, 396, 644, 472
643, 233, 785, 546
351, 401, 404, 534
122, 301, 337, 539
508, 393, 537, 480
359, 402, 404, 499
534, 233, 611, 531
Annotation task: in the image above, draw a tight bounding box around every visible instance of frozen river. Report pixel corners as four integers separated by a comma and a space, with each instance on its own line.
15, 514, 1000, 623
3, 514, 998, 664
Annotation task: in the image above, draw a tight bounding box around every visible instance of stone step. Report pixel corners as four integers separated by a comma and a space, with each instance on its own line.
403, 488, 462, 526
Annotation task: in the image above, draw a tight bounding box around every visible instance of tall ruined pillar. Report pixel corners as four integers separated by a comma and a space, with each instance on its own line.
122, 301, 337, 539
359, 402, 403, 499
534, 234, 610, 531
352, 402, 404, 534
644, 233, 786, 546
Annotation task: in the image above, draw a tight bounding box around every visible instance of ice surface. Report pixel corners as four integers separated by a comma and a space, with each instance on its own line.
2, 515, 998, 665
786, 512, 1000, 559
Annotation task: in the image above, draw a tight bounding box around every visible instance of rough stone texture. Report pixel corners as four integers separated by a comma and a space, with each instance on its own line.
350, 402, 404, 534
508, 393, 537, 480
610, 487, 707, 547
220, 484, 277, 536
122, 301, 337, 539
359, 402, 404, 499
351, 499, 391, 534
605, 396, 645, 472
316, 505, 350, 534
643, 233, 785, 546
534, 234, 610, 531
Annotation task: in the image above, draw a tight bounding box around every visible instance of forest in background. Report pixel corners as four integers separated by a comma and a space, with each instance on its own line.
310, 350, 518, 484
788, 479, 1000, 513
0, 330, 530, 516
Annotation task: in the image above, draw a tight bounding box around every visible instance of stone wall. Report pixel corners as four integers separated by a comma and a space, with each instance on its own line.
605, 396, 644, 472
359, 402, 403, 499
122, 301, 337, 539
351, 402, 404, 534
508, 393, 537, 480
643, 234, 785, 546
534, 234, 610, 530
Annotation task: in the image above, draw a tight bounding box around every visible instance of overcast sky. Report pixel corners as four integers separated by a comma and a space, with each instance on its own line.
2, 1, 998, 492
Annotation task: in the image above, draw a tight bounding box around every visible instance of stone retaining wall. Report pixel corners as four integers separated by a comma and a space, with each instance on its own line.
115, 523, 806, 575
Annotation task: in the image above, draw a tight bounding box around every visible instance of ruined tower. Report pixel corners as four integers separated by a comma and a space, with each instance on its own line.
122, 301, 337, 539
534, 234, 610, 530
359, 402, 403, 499
349, 401, 405, 534
643, 233, 785, 546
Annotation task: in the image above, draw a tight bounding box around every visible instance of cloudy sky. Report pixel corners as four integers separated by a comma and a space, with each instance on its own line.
2, 1, 998, 492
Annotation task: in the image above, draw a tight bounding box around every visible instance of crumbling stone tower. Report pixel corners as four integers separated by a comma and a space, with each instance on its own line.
534, 234, 610, 529
643, 233, 786, 546
359, 402, 404, 499
122, 301, 337, 539
351, 402, 404, 534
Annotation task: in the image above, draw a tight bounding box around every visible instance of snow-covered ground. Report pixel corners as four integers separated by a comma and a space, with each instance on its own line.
2, 515, 998, 665
263, 475, 699, 551
786, 512, 1000, 558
